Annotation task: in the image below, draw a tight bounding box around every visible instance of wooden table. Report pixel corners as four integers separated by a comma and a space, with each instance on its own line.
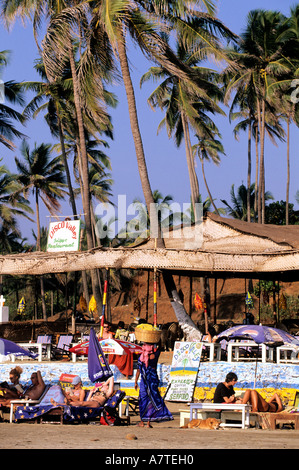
189, 402, 252, 429
269, 412, 299, 430
15, 342, 51, 362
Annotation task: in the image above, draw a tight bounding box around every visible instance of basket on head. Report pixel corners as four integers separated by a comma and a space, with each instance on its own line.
135, 328, 161, 344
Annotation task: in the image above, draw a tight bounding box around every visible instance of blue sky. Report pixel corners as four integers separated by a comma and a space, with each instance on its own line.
1, 0, 298, 242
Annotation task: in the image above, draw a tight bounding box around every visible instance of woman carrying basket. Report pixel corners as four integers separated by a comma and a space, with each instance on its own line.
134, 339, 173, 428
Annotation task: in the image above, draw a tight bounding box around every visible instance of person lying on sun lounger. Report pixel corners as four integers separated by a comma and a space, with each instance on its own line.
63, 376, 85, 405
79, 376, 115, 408
241, 389, 284, 413
51, 376, 115, 408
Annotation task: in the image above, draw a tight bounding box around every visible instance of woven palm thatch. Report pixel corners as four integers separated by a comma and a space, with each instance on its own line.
1, 213, 299, 278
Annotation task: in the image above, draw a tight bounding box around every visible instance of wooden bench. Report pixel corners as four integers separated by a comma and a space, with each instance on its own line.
189, 402, 251, 429
267, 412, 299, 430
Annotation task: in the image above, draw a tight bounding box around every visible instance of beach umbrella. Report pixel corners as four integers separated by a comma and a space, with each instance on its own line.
70, 337, 143, 356
216, 324, 299, 388
0, 338, 38, 359
216, 324, 299, 348
87, 327, 113, 383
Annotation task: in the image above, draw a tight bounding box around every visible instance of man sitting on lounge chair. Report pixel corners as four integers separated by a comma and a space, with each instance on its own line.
23, 371, 46, 400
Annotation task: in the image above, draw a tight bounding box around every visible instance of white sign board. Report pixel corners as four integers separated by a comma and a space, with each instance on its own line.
0, 306, 9, 323
47, 220, 81, 252
165, 341, 203, 402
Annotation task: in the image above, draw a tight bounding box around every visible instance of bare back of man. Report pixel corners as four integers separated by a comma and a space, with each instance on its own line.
25, 371, 45, 400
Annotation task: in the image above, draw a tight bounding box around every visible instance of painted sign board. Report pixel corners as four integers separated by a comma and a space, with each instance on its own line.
165, 341, 203, 402
47, 219, 81, 252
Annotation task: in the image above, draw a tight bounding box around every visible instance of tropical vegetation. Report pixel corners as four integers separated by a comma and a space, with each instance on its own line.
0, 1, 298, 325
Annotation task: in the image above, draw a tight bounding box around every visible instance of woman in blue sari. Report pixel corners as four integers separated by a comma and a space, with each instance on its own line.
134, 343, 173, 427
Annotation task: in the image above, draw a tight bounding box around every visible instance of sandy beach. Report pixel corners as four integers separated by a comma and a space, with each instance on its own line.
1, 400, 299, 451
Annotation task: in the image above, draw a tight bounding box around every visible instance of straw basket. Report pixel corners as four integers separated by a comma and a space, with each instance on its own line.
135, 328, 161, 344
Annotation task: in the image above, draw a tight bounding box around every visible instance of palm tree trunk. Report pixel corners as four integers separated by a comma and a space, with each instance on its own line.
67, 40, 102, 321
35, 189, 47, 319
116, 32, 160, 242
260, 98, 266, 224
200, 156, 219, 215
286, 116, 290, 225
182, 114, 200, 221
257, 97, 265, 224
254, 125, 259, 221
57, 110, 78, 219
247, 119, 252, 222
116, 29, 201, 340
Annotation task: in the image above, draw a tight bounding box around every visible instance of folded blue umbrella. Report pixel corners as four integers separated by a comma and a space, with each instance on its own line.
0, 338, 38, 359
88, 327, 113, 383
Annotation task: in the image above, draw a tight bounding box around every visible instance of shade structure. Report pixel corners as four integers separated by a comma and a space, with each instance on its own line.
216, 324, 299, 348
0, 338, 38, 359
69, 338, 143, 356
4, 214, 299, 280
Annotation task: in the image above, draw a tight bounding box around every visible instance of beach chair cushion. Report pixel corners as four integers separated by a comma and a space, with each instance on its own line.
36, 335, 52, 344
63, 389, 126, 424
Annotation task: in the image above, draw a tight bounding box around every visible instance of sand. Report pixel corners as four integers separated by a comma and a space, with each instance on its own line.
1, 400, 299, 451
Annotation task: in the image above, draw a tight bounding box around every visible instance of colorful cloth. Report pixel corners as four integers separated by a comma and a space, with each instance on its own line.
140, 344, 155, 368
137, 349, 173, 423
109, 351, 133, 377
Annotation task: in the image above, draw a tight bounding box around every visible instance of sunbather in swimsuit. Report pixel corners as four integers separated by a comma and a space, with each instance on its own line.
242, 390, 284, 413
51, 377, 115, 408
82, 377, 114, 408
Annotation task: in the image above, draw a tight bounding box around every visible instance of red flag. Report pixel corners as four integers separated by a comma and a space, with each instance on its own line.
194, 293, 203, 310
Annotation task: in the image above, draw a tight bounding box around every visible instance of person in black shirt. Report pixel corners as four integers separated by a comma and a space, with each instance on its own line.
213, 372, 238, 404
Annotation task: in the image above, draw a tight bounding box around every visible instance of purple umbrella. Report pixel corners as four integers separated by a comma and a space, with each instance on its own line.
217, 324, 299, 389
0, 338, 38, 359
216, 324, 299, 348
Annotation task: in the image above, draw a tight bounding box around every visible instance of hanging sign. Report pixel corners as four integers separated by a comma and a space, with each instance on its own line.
47, 219, 81, 252
165, 341, 203, 402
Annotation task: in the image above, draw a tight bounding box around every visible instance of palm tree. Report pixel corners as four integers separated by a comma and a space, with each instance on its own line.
141, 38, 225, 222
0, 50, 26, 149
14, 139, 67, 318
2, 0, 235, 337
224, 10, 289, 224
121, 190, 176, 242
22, 60, 79, 220
221, 183, 274, 221
0, 160, 33, 234
53, 0, 234, 338
1, 0, 115, 321
192, 129, 225, 215
275, 6, 299, 225
229, 100, 285, 222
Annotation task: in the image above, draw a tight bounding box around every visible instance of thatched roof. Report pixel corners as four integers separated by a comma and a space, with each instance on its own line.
2, 213, 299, 280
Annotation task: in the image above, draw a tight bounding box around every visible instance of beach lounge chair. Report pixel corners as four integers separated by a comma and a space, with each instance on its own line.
9, 384, 50, 423
14, 385, 128, 425
51, 335, 73, 360
28, 335, 52, 359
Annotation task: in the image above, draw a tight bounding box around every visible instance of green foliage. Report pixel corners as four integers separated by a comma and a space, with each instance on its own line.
265, 201, 299, 225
